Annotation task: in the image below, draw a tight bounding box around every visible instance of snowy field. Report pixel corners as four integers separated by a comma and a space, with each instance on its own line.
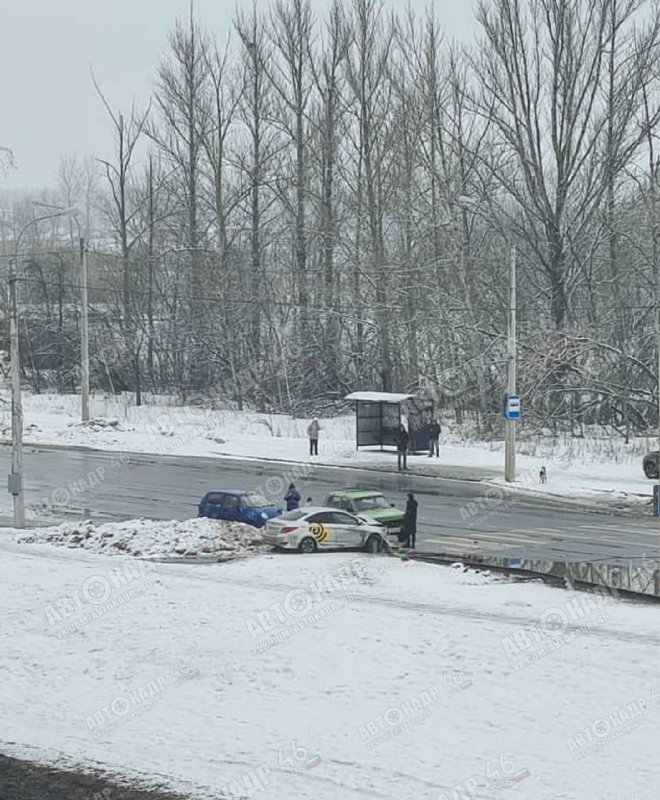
2, 537, 660, 799
0, 391, 655, 504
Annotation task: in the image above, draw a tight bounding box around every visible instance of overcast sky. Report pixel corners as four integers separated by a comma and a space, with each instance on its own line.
0, 0, 478, 192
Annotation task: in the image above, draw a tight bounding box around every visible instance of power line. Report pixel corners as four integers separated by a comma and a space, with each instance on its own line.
6, 276, 658, 315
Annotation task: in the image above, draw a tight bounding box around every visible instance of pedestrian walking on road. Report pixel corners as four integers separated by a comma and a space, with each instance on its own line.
403, 492, 418, 549
284, 483, 301, 511
428, 418, 441, 458
396, 424, 409, 471
308, 418, 321, 456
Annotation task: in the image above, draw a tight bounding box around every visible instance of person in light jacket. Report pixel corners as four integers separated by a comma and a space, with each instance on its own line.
308, 418, 321, 456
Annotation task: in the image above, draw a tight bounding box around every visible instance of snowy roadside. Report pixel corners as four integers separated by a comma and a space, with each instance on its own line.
2, 540, 660, 798
0, 391, 655, 505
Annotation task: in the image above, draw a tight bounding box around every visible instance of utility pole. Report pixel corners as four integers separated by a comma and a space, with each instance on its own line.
505, 244, 517, 483
80, 236, 90, 422
8, 258, 25, 528
656, 226, 660, 516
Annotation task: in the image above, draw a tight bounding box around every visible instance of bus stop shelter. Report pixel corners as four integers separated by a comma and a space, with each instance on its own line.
344, 391, 435, 453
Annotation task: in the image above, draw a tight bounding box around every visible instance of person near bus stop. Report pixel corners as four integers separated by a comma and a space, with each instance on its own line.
403, 492, 418, 549
284, 483, 301, 511
307, 418, 321, 456
396, 424, 409, 471
428, 417, 441, 458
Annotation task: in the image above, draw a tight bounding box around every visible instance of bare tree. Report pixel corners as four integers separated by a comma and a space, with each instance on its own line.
149, 7, 212, 389
269, 0, 315, 334
345, 0, 394, 389
473, 0, 612, 328
93, 72, 150, 400
309, 0, 350, 388
235, 2, 275, 354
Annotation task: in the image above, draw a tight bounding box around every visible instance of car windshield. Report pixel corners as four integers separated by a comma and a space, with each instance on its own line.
354, 495, 389, 511
243, 492, 270, 508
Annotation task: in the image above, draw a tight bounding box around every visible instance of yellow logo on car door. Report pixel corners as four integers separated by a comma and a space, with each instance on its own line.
309, 522, 330, 543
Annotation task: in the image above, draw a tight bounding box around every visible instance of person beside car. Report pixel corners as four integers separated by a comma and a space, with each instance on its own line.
284, 483, 301, 511
403, 492, 418, 549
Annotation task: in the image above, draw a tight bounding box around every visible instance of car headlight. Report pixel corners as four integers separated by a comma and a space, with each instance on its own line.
261, 511, 268, 520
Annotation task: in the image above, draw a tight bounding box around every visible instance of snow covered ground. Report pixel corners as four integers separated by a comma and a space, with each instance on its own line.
0, 391, 655, 504
2, 538, 660, 798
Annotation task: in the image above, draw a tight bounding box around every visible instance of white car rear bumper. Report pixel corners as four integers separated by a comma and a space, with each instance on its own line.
263, 531, 298, 549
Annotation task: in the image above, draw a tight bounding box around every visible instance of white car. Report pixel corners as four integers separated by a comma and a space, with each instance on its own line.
263, 507, 388, 554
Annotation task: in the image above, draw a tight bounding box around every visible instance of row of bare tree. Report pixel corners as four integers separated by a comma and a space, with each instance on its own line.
3, 0, 660, 437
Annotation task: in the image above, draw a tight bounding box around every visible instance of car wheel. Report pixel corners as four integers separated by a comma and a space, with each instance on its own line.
299, 537, 317, 554
365, 534, 383, 554
644, 461, 658, 480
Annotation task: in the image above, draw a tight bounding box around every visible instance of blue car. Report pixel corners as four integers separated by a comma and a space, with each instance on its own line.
198, 489, 282, 528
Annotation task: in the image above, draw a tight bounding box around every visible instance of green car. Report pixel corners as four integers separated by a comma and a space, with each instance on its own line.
324, 489, 405, 537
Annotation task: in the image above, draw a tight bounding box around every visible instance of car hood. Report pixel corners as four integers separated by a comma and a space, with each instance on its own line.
358, 507, 405, 522
258, 506, 282, 518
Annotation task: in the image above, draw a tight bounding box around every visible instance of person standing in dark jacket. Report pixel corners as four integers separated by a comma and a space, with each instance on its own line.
403, 492, 418, 549
396, 424, 409, 471
307, 418, 321, 456
284, 483, 301, 511
428, 418, 441, 458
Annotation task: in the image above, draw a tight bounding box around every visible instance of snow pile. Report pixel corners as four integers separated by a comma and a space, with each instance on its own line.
15, 517, 268, 560
78, 417, 122, 431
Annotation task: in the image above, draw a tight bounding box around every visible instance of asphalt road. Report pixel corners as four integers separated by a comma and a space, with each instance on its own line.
1, 444, 658, 564
0, 754, 187, 800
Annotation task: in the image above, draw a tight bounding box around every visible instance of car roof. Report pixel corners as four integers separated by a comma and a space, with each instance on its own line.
328, 488, 383, 498
204, 490, 245, 496
296, 506, 357, 515
328, 489, 384, 500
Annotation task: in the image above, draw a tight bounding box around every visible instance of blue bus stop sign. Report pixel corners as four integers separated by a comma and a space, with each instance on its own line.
505, 394, 521, 420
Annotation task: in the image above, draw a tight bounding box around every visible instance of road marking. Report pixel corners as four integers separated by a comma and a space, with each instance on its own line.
468, 529, 566, 543
422, 537, 483, 552
577, 524, 660, 537
475, 532, 549, 544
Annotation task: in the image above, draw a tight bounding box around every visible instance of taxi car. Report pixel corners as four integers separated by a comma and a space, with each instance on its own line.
263, 507, 387, 553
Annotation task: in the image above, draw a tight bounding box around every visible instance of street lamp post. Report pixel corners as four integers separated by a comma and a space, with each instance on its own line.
79, 235, 90, 422
9, 208, 79, 528
456, 196, 518, 483
656, 232, 660, 517
8, 255, 24, 528
505, 244, 517, 483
